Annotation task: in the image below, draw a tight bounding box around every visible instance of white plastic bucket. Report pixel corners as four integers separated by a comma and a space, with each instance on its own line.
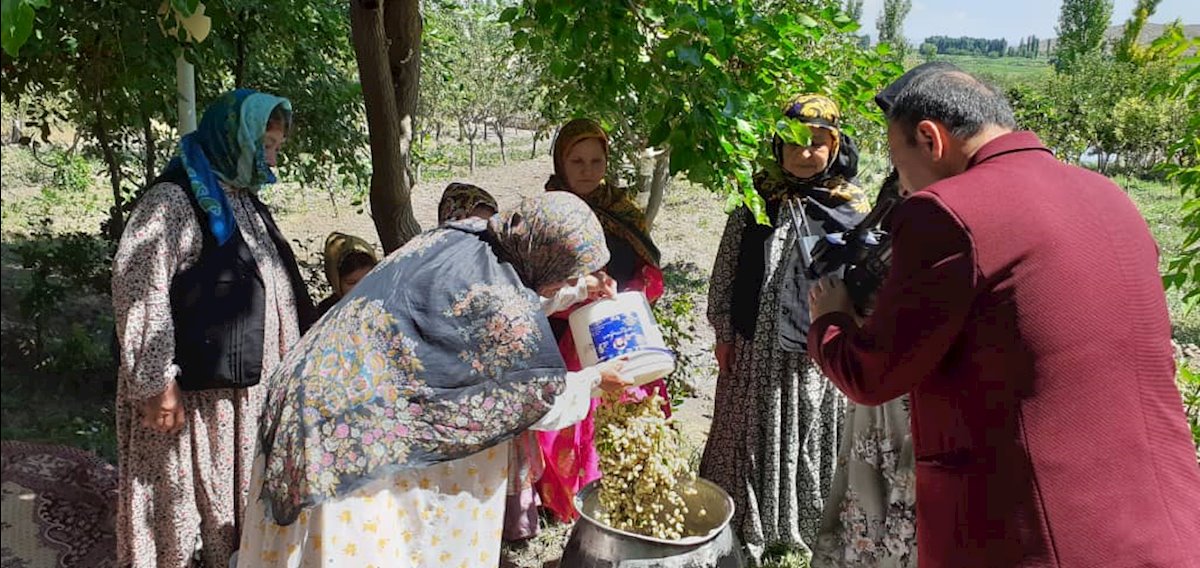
568, 291, 676, 393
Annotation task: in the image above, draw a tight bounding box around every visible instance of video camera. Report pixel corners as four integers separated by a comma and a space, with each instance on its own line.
805, 170, 903, 315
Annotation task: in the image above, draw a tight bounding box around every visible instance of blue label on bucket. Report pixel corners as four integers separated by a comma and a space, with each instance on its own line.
589, 313, 645, 361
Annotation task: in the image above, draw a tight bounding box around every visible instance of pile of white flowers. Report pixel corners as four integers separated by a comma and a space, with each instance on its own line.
594, 390, 698, 540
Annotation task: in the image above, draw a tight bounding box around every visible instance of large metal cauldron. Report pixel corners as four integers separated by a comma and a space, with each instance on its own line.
559, 477, 746, 567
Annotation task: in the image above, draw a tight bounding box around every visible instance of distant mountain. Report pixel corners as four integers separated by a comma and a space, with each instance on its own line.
1103, 21, 1199, 50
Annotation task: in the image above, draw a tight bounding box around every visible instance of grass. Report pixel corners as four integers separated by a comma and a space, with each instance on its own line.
936, 54, 1053, 86
1116, 174, 1199, 344
0, 369, 118, 463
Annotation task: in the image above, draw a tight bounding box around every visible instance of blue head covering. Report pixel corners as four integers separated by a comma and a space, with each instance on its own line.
168, 88, 292, 245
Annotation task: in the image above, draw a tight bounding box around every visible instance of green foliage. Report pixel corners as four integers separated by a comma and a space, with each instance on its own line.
0, 0, 49, 57
1178, 363, 1200, 460
0, 370, 117, 463
1151, 31, 1200, 312
1007, 51, 1181, 173
922, 35, 1007, 58
843, 0, 862, 23
9, 218, 115, 372
1114, 0, 1163, 64
1, 0, 365, 237
652, 262, 709, 406
420, 0, 539, 172
504, 0, 899, 221
1054, 0, 1113, 72
875, 0, 911, 59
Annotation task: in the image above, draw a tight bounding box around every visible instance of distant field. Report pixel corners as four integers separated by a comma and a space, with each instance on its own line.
931, 54, 1053, 86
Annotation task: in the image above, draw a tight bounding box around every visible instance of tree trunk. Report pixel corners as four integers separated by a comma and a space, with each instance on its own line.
468, 123, 478, 173
483, 121, 489, 142
644, 147, 671, 229
94, 117, 124, 240
457, 117, 465, 141
142, 110, 156, 187
234, 24, 248, 87
350, 0, 422, 253
383, 0, 421, 192
496, 121, 506, 165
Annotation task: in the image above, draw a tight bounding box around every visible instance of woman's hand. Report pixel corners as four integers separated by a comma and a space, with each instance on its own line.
584, 271, 618, 300
595, 358, 634, 393
715, 342, 736, 376
142, 380, 186, 434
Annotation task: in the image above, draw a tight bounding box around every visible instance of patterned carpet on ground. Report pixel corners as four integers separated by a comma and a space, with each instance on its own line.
1, 441, 117, 568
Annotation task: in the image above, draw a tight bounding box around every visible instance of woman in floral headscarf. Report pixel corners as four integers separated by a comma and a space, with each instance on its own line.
537, 118, 669, 523
112, 89, 314, 568
236, 192, 633, 568
701, 94, 871, 562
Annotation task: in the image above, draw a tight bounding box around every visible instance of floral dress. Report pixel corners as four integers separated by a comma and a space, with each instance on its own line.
701, 203, 846, 563
811, 397, 917, 567
112, 182, 300, 568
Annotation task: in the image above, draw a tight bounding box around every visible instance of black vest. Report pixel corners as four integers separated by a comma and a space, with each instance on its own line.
150, 166, 315, 391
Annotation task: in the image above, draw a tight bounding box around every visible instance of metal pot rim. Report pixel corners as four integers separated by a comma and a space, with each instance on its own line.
573, 477, 736, 547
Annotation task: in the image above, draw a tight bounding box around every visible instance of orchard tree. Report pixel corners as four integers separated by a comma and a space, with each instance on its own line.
504, 0, 899, 226
1, 0, 366, 240
1055, 0, 1113, 72
875, 0, 911, 59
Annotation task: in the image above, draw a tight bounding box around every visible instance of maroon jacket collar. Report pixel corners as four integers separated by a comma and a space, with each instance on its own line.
967, 131, 1052, 169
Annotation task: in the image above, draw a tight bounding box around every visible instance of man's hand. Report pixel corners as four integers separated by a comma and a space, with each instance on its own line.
809, 275, 856, 322
141, 380, 186, 434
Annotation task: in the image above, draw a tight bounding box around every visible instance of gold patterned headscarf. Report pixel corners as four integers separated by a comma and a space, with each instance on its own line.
774, 94, 842, 165
323, 232, 378, 297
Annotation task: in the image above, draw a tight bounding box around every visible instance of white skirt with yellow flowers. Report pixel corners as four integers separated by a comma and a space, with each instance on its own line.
236, 442, 509, 568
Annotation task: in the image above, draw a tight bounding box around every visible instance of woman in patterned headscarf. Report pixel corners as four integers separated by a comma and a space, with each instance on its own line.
315, 232, 379, 318
236, 192, 633, 568
701, 94, 871, 562
438, 182, 499, 224
112, 89, 314, 568
537, 118, 669, 523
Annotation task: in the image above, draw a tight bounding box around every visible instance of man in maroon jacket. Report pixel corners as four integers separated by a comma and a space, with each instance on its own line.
808, 64, 1200, 567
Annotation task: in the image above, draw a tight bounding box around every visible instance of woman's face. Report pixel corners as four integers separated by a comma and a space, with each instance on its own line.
339, 266, 372, 296
262, 120, 287, 167
471, 204, 497, 220
562, 138, 607, 197
781, 127, 834, 179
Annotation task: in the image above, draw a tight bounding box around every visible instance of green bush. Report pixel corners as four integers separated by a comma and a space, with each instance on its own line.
653, 262, 709, 407
9, 218, 115, 373
1179, 363, 1200, 461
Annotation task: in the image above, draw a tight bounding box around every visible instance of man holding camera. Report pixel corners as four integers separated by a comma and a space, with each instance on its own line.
808, 63, 1200, 567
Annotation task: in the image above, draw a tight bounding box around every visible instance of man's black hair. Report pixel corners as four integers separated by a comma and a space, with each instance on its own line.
886, 68, 1016, 141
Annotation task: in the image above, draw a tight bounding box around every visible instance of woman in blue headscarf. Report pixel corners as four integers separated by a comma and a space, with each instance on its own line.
112, 89, 315, 568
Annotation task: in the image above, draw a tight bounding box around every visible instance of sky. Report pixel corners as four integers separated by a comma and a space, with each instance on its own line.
856, 0, 1200, 46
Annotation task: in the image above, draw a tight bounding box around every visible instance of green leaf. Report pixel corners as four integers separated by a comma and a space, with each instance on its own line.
648, 117, 673, 147
169, 0, 198, 18
498, 6, 519, 23
774, 120, 812, 147
1, 0, 35, 58
676, 45, 701, 67
706, 18, 725, 42
795, 13, 818, 28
